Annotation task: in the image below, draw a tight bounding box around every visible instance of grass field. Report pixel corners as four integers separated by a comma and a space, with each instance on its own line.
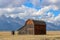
0, 31, 60, 40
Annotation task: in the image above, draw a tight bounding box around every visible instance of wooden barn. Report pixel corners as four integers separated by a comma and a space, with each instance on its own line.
17, 19, 46, 35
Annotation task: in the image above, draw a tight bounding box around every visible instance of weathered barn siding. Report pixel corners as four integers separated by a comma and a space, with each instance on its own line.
18, 24, 34, 35
18, 26, 27, 34
26, 24, 34, 34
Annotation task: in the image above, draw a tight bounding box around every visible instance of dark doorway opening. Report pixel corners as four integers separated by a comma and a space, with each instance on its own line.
34, 25, 46, 35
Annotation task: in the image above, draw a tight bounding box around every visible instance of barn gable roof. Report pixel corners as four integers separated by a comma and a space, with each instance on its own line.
32, 20, 46, 25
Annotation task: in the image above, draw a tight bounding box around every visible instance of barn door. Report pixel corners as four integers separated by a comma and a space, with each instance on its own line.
34, 25, 41, 35
34, 25, 46, 35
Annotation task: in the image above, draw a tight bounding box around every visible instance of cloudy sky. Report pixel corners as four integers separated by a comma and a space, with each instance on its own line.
0, 0, 60, 25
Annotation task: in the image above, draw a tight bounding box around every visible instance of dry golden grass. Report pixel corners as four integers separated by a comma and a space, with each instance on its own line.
0, 31, 60, 40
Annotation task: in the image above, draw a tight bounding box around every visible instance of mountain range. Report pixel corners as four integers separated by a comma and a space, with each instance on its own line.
0, 15, 25, 31
0, 15, 60, 31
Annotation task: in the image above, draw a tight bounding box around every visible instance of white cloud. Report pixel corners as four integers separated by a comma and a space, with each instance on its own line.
0, 0, 59, 10
48, 0, 58, 3
29, 0, 60, 10
41, 0, 60, 9
32, 5, 58, 16
48, 12, 54, 17
51, 5, 59, 10
55, 14, 60, 21
0, 0, 27, 8
29, 0, 41, 7
35, 6, 51, 16
0, 5, 37, 19
0, 0, 12, 8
